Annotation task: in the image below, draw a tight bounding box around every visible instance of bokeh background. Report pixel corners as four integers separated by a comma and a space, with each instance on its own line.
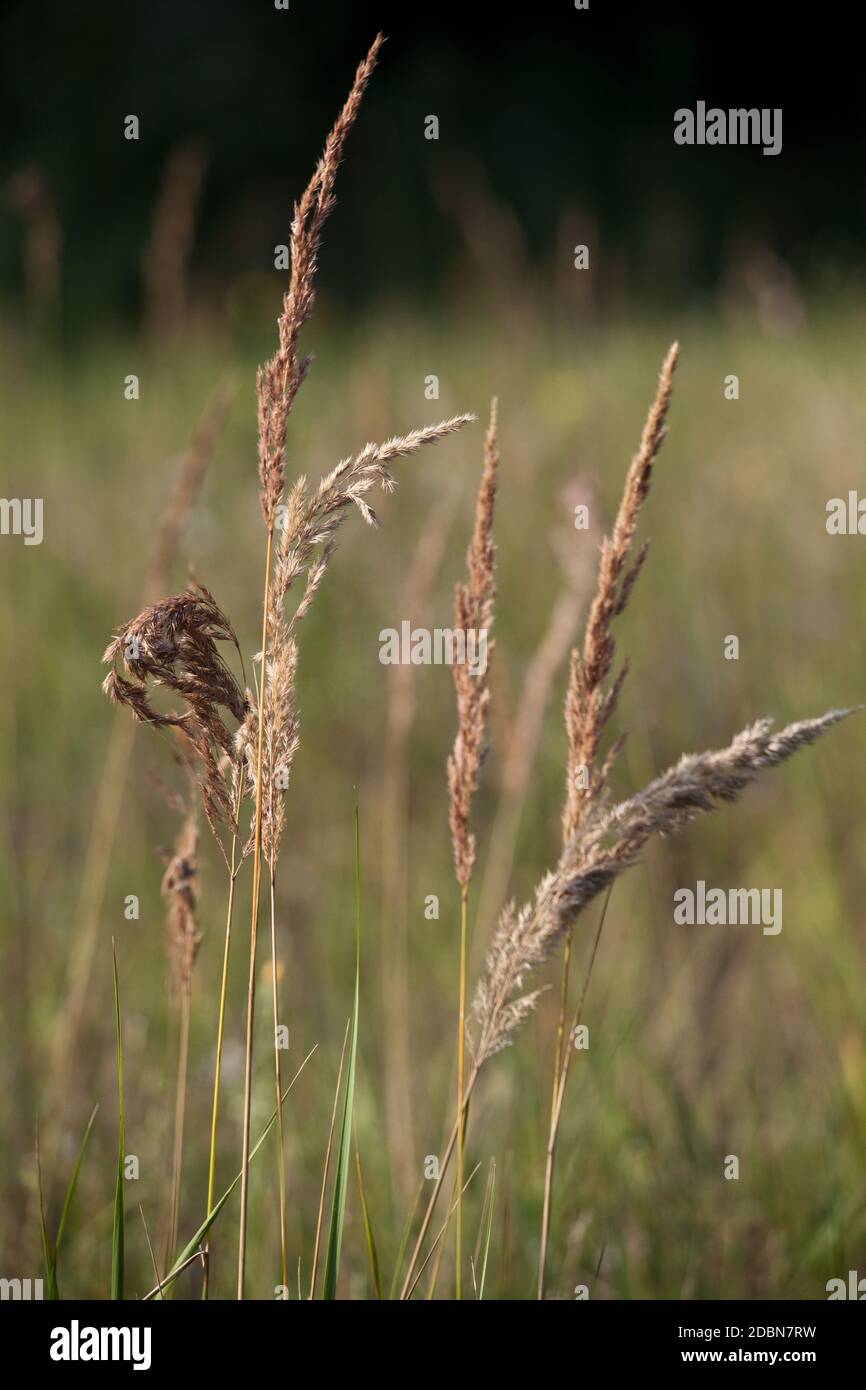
2, 2, 865, 1299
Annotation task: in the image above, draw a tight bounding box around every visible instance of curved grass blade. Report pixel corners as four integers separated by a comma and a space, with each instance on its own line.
477, 1159, 496, 1300
35, 1105, 99, 1301
143, 1045, 316, 1300
55, 1104, 99, 1264
309, 1017, 350, 1299
111, 939, 125, 1300
354, 1131, 382, 1299
139, 1204, 163, 1300
322, 806, 361, 1299
35, 1119, 56, 1299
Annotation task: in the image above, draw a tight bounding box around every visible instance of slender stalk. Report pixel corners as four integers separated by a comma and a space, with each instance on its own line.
405, 1162, 482, 1301
269, 866, 288, 1290
309, 1018, 351, 1299
166, 984, 191, 1278
537, 943, 572, 1302
550, 936, 573, 1127
400, 1067, 478, 1299
426, 1168, 458, 1299
537, 889, 611, 1299
238, 522, 274, 1300
202, 819, 241, 1298
455, 884, 469, 1298
446, 402, 498, 1296
139, 1205, 163, 1297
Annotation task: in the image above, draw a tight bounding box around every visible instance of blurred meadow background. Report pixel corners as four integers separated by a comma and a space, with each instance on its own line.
2, 3, 866, 1300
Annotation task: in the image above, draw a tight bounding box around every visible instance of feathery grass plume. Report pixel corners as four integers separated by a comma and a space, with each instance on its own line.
446, 400, 499, 1298
540, 341, 677, 1297
562, 341, 679, 838
473, 709, 855, 1065
448, 401, 499, 890
258, 415, 474, 860
257, 33, 385, 526
102, 586, 246, 741
101, 584, 247, 844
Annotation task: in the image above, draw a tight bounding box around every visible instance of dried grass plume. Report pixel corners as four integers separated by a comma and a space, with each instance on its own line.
448, 400, 499, 889
473, 708, 855, 1065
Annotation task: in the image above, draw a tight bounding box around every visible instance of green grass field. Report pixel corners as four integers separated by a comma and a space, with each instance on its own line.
2, 297, 866, 1298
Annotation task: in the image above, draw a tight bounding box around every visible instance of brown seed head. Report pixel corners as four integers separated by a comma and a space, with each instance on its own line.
447, 400, 499, 890
562, 343, 679, 840
258, 34, 386, 524
102, 584, 247, 839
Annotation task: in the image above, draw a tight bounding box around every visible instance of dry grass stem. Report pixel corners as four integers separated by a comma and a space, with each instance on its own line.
447, 400, 499, 1299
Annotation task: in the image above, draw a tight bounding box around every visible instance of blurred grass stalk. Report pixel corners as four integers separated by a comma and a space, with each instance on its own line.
203, 803, 242, 1298
380, 491, 456, 1198
45, 382, 232, 1174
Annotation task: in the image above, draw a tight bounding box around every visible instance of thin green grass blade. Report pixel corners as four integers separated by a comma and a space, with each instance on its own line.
139, 1203, 164, 1300
309, 1017, 350, 1300
144, 1046, 316, 1300
56, 1105, 99, 1258
354, 1133, 382, 1299
35, 1120, 57, 1300
322, 806, 361, 1300
477, 1160, 496, 1300
51, 1103, 99, 1299
111, 939, 125, 1300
